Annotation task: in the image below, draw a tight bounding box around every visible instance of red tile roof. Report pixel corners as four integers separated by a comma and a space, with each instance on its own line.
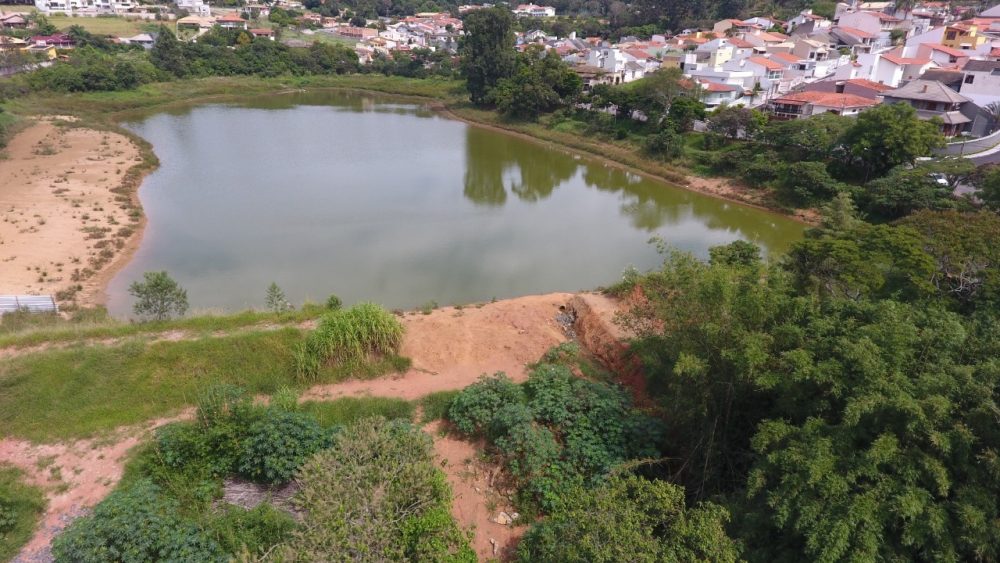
845, 78, 895, 92
748, 56, 784, 70
728, 38, 753, 48
770, 52, 802, 63
699, 81, 739, 92
880, 53, 932, 65
925, 43, 970, 57
835, 25, 876, 39
773, 91, 879, 108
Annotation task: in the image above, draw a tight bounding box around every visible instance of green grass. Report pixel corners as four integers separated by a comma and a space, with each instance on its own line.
46, 15, 167, 37
7, 75, 464, 120
0, 305, 326, 349
0, 465, 47, 562
295, 303, 405, 381
418, 390, 460, 423
281, 29, 357, 46
300, 397, 414, 428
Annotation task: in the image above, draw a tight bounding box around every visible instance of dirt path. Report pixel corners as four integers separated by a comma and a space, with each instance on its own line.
0, 120, 146, 307
4, 293, 578, 562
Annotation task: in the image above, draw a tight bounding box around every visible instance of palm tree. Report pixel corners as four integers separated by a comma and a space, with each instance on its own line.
984, 101, 1000, 133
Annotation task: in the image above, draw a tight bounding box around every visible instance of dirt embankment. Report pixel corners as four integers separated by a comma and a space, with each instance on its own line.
4, 293, 587, 562
0, 120, 147, 308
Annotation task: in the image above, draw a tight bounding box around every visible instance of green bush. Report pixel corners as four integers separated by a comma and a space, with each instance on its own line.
238, 409, 333, 484
643, 128, 683, 160
295, 302, 405, 380
517, 475, 740, 563
419, 390, 461, 422
0, 466, 46, 562
447, 373, 525, 436
325, 294, 343, 311
279, 417, 473, 560
208, 504, 297, 557
51, 480, 225, 562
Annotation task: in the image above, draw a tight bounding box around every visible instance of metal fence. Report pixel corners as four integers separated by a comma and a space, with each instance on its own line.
0, 295, 59, 314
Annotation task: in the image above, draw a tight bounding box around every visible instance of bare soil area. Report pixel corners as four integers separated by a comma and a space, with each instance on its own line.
0, 120, 144, 307
4, 292, 591, 561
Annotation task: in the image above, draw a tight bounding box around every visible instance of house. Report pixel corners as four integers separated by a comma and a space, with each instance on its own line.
512, 4, 555, 17
34, 0, 135, 15
882, 79, 973, 136
787, 9, 833, 33
831, 26, 878, 54
0, 35, 27, 52
697, 80, 743, 108
29, 33, 75, 48
767, 90, 879, 119
24, 43, 57, 59
837, 10, 908, 48
957, 59, 1000, 110
176, 0, 211, 17
176, 15, 216, 31
844, 51, 934, 87
0, 13, 29, 28
915, 43, 971, 67
121, 33, 156, 49
940, 22, 988, 50
571, 64, 614, 90
248, 28, 274, 40
713, 18, 762, 35
802, 77, 895, 99
216, 14, 247, 30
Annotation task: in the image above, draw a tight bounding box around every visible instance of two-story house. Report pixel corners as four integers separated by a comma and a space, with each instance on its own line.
882, 79, 972, 136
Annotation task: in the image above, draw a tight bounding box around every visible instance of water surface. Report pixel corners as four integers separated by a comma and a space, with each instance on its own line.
107, 92, 804, 315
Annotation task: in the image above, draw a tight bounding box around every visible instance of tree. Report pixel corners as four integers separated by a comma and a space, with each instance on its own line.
706, 105, 767, 140
983, 101, 1000, 133
666, 95, 705, 132
838, 103, 945, 181
265, 282, 291, 313
460, 7, 516, 105
975, 164, 1000, 210
517, 475, 740, 563
777, 161, 846, 205
489, 48, 581, 120
150, 26, 188, 77
761, 113, 851, 162
859, 159, 973, 220
129, 271, 189, 321
632, 67, 690, 121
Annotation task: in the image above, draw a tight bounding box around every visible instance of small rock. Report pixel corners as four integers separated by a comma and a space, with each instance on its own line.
510, 512, 520, 521
474, 487, 481, 493
492, 511, 513, 525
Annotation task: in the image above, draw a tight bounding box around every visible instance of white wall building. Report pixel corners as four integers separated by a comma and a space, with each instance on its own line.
34, 0, 136, 16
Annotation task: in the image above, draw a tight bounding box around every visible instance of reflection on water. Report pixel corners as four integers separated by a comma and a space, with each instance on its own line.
106, 91, 803, 316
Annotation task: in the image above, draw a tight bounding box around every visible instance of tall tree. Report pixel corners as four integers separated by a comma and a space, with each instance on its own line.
838, 103, 945, 182
150, 26, 188, 78
460, 7, 516, 105
129, 271, 189, 321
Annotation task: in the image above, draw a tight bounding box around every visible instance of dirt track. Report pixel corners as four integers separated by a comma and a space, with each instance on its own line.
3, 292, 601, 562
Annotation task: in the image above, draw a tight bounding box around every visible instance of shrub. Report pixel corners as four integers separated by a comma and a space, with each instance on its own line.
279, 417, 473, 560
448, 373, 525, 436
208, 504, 297, 557
643, 128, 683, 160
301, 397, 414, 428
777, 161, 845, 205
238, 409, 333, 484
325, 294, 343, 310
517, 475, 740, 563
295, 302, 404, 380
51, 480, 224, 562
495, 423, 560, 481
196, 384, 253, 428
419, 390, 461, 422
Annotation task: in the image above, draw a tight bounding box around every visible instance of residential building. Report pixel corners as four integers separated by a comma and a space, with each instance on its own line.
176, 0, 211, 17
915, 43, 971, 67
697, 80, 743, 108
249, 28, 274, 40
29, 33, 75, 48
33, 0, 136, 16
802, 76, 895, 99
121, 32, 155, 48
957, 59, 1000, 109
767, 90, 879, 118
882, 79, 972, 136
512, 4, 555, 17
216, 14, 247, 30
940, 22, 988, 50
176, 15, 215, 31
0, 12, 29, 28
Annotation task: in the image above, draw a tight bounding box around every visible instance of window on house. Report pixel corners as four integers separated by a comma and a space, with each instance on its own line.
965, 74, 975, 84
946, 31, 956, 39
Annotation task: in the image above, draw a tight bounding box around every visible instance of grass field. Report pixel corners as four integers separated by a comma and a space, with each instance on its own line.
0, 465, 46, 562
301, 397, 414, 427
46, 15, 168, 36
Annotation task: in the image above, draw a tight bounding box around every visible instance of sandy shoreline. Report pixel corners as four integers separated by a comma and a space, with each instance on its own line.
0, 120, 149, 309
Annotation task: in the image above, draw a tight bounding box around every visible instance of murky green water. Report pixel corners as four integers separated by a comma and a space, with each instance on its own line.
106, 91, 804, 315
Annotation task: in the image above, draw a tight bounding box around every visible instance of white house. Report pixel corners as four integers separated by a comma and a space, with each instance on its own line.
840, 51, 934, 86
697, 80, 743, 108
512, 3, 555, 17
177, 0, 211, 17
958, 59, 1000, 109
34, 0, 135, 16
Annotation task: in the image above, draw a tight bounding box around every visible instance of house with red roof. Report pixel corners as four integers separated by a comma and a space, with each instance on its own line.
767, 90, 879, 119
838, 10, 909, 48
29, 34, 75, 48
216, 14, 248, 30
802, 77, 894, 100
915, 43, 971, 67
696, 80, 743, 108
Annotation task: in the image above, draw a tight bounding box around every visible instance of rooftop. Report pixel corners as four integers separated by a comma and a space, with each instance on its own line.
773, 90, 879, 108
885, 79, 970, 103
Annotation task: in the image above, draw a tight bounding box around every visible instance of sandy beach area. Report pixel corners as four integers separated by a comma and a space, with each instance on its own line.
0, 120, 145, 308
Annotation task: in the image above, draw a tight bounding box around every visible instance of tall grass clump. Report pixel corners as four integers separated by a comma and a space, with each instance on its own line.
295, 303, 404, 381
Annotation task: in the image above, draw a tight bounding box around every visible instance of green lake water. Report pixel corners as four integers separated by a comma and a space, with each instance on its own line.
106, 91, 804, 315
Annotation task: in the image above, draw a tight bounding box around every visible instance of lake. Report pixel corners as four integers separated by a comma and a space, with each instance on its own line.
105, 91, 804, 316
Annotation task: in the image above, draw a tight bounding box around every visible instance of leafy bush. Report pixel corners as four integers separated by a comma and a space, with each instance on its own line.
238, 409, 333, 484
279, 417, 474, 561
448, 366, 664, 512
51, 480, 224, 562
295, 302, 404, 380
448, 373, 525, 436
517, 475, 740, 563
643, 128, 683, 160
325, 293, 343, 311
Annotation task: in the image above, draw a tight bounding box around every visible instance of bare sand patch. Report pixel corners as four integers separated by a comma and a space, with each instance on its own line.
0, 120, 145, 308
